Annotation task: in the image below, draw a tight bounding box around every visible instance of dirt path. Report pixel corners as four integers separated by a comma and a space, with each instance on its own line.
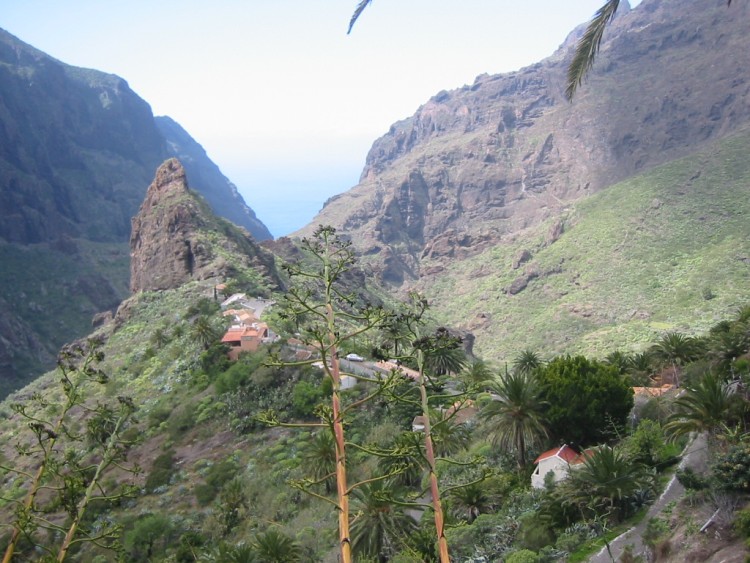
587, 433, 708, 562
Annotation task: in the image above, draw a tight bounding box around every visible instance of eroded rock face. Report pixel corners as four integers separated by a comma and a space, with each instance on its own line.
298, 0, 750, 287
130, 159, 216, 292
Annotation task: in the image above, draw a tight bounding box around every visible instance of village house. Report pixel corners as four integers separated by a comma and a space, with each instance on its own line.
531, 444, 590, 489
221, 323, 271, 361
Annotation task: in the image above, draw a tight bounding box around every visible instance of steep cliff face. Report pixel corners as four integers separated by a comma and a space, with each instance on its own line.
130, 158, 280, 294
300, 0, 750, 285
0, 29, 272, 394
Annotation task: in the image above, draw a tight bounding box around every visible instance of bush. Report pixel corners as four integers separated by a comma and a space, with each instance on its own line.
506, 549, 539, 563
537, 355, 633, 446
714, 442, 750, 491
194, 484, 217, 506
733, 505, 750, 539
123, 514, 177, 562
676, 467, 709, 491
146, 450, 176, 492
291, 380, 325, 418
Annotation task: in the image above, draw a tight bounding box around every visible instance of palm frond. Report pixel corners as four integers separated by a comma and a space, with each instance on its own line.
565, 0, 620, 101
348, 0, 374, 34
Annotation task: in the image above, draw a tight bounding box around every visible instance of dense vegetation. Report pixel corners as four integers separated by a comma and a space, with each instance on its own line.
1, 227, 749, 562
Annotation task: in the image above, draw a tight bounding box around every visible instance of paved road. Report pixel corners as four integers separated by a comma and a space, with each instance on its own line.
587, 433, 708, 562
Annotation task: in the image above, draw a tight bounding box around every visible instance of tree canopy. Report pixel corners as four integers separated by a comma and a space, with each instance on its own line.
537, 355, 634, 446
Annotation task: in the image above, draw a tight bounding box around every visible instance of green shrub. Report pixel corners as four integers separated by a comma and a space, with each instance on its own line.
145, 450, 175, 492
168, 406, 196, 438
643, 517, 670, 548
194, 484, 217, 506
733, 506, 750, 539
714, 442, 750, 491
291, 380, 325, 418
123, 514, 177, 561
506, 549, 539, 563
676, 467, 710, 491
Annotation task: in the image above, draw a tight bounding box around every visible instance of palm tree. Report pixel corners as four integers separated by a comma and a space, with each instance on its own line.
664, 372, 738, 443
302, 430, 337, 493
651, 332, 703, 386
191, 315, 219, 350
566, 446, 653, 523
423, 329, 466, 377
626, 351, 654, 386
252, 529, 302, 563
350, 480, 416, 562
604, 350, 630, 375
709, 329, 749, 374
512, 349, 543, 375
565, 0, 621, 99
481, 369, 548, 468
460, 359, 493, 389
448, 482, 490, 523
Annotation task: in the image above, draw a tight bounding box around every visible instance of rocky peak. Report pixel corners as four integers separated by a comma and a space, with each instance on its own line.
130, 159, 216, 293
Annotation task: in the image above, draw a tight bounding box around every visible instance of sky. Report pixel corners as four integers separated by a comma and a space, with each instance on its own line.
3, 0, 637, 237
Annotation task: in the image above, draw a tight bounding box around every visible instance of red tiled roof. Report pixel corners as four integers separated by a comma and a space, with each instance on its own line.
221, 324, 266, 343
534, 444, 586, 465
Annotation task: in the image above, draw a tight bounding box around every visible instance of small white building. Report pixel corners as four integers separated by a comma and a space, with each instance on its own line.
531, 445, 588, 489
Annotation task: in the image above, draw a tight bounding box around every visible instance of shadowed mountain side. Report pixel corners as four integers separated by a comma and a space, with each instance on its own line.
0, 28, 273, 394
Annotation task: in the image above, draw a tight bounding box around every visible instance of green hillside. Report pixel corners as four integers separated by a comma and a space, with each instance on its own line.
421, 128, 750, 362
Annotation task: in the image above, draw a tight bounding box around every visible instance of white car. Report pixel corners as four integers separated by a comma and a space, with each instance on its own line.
345, 353, 365, 362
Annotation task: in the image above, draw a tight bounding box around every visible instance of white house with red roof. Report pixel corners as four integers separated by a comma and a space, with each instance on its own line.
531, 445, 589, 489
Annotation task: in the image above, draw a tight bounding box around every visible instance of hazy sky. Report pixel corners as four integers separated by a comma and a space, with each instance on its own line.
3, 0, 633, 237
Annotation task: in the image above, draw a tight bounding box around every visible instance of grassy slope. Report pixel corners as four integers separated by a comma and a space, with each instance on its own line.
422, 128, 750, 363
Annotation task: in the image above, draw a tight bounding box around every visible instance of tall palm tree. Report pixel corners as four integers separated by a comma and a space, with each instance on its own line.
481, 370, 548, 468
460, 359, 493, 389
664, 372, 738, 442
191, 315, 219, 350
626, 351, 654, 386
350, 480, 417, 562
378, 432, 424, 487
430, 409, 470, 457
604, 350, 630, 375
651, 332, 703, 386
423, 329, 466, 377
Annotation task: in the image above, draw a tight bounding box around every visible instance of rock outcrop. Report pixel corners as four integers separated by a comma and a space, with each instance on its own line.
130, 159, 213, 292
130, 159, 281, 294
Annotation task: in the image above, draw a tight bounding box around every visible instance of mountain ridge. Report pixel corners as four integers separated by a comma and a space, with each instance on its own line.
0, 28, 273, 394
300, 0, 750, 285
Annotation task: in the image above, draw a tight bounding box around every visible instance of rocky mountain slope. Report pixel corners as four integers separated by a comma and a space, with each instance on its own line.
129, 158, 279, 295
301, 0, 749, 284
297, 0, 750, 360
0, 29, 271, 395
